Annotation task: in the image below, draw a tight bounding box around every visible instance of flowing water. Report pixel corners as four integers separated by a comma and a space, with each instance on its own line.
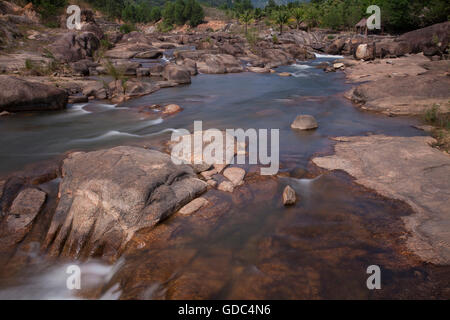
1, 57, 448, 299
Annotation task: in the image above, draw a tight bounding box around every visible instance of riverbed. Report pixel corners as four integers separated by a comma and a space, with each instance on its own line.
1, 56, 448, 299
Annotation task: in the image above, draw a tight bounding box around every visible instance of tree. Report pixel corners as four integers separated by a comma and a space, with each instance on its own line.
292, 7, 303, 30
189, 1, 204, 27
150, 7, 162, 22
174, 0, 186, 25
274, 10, 289, 34
240, 10, 253, 35
163, 1, 176, 25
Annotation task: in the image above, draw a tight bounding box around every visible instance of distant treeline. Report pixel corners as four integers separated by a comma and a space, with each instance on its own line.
27, 0, 450, 33
85, 0, 204, 27
221, 0, 450, 33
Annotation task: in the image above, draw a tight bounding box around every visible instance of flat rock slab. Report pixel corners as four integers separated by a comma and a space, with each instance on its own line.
43, 146, 207, 260
179, 197, 209, 215
0, 75, 68, 112
2, 188, 46, 244
313, 135, 450, 265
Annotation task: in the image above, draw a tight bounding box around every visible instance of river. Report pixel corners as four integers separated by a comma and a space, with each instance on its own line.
1, 55, 448, 299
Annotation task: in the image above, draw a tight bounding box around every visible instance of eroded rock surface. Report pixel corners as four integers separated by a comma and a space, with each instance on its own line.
1, 188, 46, 245
0, 75, 68, 112
43, 146, 207, 260
313, 135, 450, 265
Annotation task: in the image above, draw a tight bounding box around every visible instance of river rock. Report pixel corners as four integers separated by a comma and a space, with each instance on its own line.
291, 115, 318, 130
2, 188, 46, 244
179, 197, 209, 215
104, 49, 138, 59
162, 64, 191, 84
333, 63, 344, 70
201, 168, 218, 180
42, 147, 207, 260
355, 43, 374, 61
0, 75, 68, 112
398, 21, 449, 56
248, 67, 270, 73
177, 58, 198, 76
223, 167, 245, 186
350, 69, 450, 115
197, 54, 243, 74
262, 49, 295, 68
312, 135, 450, 265
48, 32, 100, 63
282, 185, 296, 206
162, 104, 182, 115
218, 180, 234, 193
278, 72, 291, 77
134, 50, 163, 59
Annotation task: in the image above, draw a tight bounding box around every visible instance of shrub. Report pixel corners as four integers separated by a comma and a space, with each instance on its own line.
119, 24, 136, 34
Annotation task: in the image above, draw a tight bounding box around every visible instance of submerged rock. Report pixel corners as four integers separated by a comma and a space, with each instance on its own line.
0, 75, 68, 112
312, 135, 450, 265
42, 146, 207, 260
162, 104, 182, 115
282, 185, 296, 206
223, 167, 245, 186
291, 115, 318, 130
179, 197, 209, 215
218, 180, 234, 193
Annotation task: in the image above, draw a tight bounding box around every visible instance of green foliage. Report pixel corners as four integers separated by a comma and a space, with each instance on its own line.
162, 0, 204, 28
25, 59, 34, 70
240, 10, 253, 34
119, 23, 136, 34
292, 7, 303, 29
274, 10, 289, 34
424, 104, 449, 129
30, 0, 66, 27
272, 34, 278, 44
104, 59, 125, 81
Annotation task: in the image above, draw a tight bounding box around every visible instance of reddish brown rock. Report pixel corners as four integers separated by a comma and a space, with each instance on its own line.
2, 188, 46, 244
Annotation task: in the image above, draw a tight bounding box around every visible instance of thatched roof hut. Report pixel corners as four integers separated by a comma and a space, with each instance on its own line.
355, 18, 367, 35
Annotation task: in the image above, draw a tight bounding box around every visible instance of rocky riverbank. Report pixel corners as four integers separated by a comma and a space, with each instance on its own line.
0, 1, 449, 298
311, 23, 450, 266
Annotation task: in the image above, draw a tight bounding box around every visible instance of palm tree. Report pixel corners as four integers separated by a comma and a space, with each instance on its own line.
275, 10, 289, 35
292, 8, 303, 30
240, 10, 253, 35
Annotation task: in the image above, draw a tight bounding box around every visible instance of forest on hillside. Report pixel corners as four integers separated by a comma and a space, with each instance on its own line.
27, 0, 449, 33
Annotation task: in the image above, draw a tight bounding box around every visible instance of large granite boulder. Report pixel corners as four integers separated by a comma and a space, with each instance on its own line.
355, 43, 375, 61
197, 54, 244, 74
48, 32, 100, 63
43, 147, 207, 260
398, 21, 450, 56
1, 188, 46, 245
261, 49, 295, 68
0, 75, 68, 112
162, 63, 191, 84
